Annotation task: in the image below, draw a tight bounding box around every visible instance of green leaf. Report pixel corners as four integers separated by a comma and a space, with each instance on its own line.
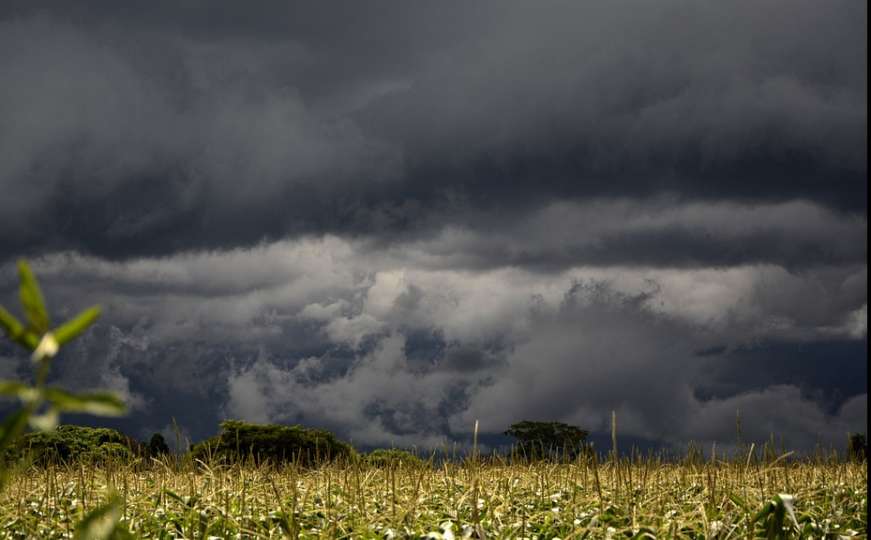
0, 380, 29, 397
43, 388, 126, 416
18, 260, 50, 334
74, 495, 133, 540
752, 500, 775, 523
0, 306, 24, 340
729, 493, 748, 510
54, 306, 101, 346
0, 380, 40, 403
0, 305, 39, 350
163, 488, 185, 505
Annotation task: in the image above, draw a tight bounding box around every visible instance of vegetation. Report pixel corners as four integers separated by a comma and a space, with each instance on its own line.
0, 262, 125, 439
364, 448, 426, 468
0, 446, 865, 538
4, 424, 142, 465
505, 420, 590, 461
147, 433, 170, 458
0, 260, 131, 538
847, 433, 866, 462
189, 420, 356, 466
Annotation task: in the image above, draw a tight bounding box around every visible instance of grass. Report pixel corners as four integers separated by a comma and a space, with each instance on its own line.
0, 449, 865, 539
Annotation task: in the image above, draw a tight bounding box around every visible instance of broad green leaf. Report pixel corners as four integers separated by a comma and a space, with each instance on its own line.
54, 306, 101, 346
0, 305, 39, 350
0, 380, 40, 403
0, 306, 24, 340
73, 495, 132, 540
44, 388, 126, 416
17, 260, 50, 334
0, 380, 29, 396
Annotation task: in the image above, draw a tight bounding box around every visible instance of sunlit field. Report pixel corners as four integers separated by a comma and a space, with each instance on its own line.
0, 451, 865, 539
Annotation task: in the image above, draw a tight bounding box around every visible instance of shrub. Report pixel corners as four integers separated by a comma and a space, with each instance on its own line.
365, 448, 426, 468
95, 442, 133, 462
6, 424, 143, 465
189, 420, 355, 466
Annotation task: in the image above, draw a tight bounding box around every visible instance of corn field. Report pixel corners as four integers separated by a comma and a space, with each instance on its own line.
0, 450, 865, 539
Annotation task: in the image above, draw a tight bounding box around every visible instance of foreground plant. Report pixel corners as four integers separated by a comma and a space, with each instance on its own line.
0, 260, 130, 538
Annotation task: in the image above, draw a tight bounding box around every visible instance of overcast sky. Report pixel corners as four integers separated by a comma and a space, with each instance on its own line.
0, 0, 866, 453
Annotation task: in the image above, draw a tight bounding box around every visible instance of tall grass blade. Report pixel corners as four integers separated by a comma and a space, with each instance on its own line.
54, 306, 101, 346
0, 306, 38, 349
17, 260, 50, 334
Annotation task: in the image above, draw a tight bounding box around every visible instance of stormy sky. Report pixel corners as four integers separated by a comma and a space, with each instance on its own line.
0, 1, 866, 453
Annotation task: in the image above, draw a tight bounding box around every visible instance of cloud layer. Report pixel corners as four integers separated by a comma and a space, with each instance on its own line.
1, 236, 864, 450
0, 1, 865, 451
0, 1, 866, 261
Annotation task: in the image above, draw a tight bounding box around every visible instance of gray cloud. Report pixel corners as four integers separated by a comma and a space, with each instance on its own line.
1, 239, 863, 449
0, 1, 865, 451
368, 199, 866, 271
0, 1, 866, 264
0, 16, 403, 260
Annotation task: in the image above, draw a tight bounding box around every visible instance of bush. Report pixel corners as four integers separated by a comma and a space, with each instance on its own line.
95, 442, 133, 462
5, 425, 143, 465
365, 448, 426, 468
189, 420, 355, 466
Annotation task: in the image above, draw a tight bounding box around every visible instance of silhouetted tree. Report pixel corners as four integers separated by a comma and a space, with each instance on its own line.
148, 433, 170, 457
505, 420, 589, 461
848, 433, 866, 461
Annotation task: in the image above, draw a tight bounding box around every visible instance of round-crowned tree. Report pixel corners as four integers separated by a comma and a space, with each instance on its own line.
504, 420, 589, 461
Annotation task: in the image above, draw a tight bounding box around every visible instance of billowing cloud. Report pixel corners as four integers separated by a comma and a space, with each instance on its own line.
0, 1, 865, 451
0, 236, 863, 450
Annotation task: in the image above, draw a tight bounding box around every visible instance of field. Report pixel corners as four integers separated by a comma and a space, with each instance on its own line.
0, 451, 865, 539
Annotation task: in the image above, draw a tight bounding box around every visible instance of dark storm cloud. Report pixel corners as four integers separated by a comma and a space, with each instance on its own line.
368, 200, 867, 271
0, 0, 866, 265
0, 1, 865, 453
694, 340, 868, 415
362, 0, 866, 211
